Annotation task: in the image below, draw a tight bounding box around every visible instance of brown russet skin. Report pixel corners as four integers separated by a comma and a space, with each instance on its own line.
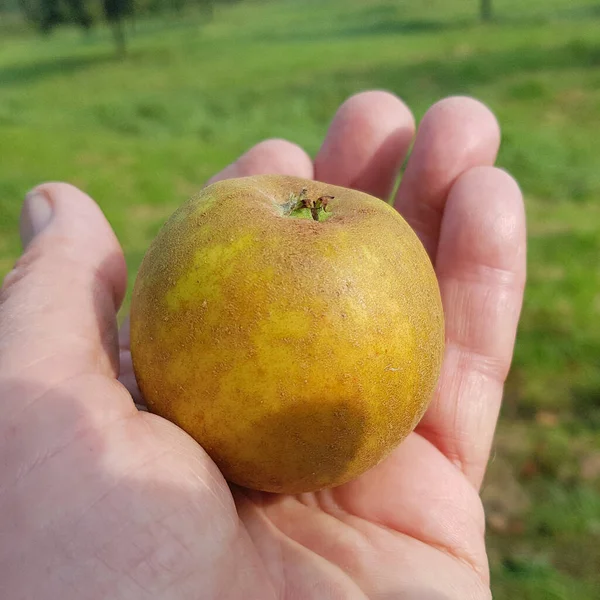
130, 175, 445, 494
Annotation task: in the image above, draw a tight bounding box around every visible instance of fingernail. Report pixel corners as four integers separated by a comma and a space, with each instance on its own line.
20, 190, 53, 248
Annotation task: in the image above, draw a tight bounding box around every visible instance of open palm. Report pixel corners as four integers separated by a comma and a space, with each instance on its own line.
0, 92, 525, 599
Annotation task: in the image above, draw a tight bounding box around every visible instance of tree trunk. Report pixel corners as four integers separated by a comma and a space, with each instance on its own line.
480, 0, 492, 22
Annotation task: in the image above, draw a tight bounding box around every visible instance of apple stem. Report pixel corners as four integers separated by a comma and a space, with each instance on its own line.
284, 188, 334, 222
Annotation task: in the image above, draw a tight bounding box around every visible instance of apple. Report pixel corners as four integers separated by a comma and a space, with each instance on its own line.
130, 175, 444, 493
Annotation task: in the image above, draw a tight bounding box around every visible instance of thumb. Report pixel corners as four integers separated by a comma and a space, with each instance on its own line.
0, 183, 127, 385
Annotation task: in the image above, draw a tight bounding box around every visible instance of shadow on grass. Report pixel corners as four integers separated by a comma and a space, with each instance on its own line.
340, 2, 600, 36
553, 2, 600, 21
488, 3, 600, 27
334, 18, 468, 38
0, 52, 116, 87
245, 1, 600, 44
4, 12, 600, 91
310, 38, 600, 98
333, 3, 460, 37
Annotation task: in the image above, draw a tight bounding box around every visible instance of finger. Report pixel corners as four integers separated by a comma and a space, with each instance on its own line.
0, 183, 127, 386
315, 90, 415, 200
394, 97, 501, 258
416, 166, 526, 488
331, 433, 489, 587
206, 138, 314, 186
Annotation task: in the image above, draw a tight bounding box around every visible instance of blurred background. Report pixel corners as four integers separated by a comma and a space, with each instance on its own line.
1, 0, 599, 597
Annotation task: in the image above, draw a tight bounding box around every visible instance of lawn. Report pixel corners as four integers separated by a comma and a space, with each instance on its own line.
1, 0, 600, 597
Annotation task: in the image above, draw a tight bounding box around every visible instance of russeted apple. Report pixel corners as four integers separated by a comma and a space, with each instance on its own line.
130, 175, 444, 493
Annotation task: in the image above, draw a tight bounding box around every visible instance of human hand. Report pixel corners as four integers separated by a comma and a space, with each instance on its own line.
0, 91, 525, 599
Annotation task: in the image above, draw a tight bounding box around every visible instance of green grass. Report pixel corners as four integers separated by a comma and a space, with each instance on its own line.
1, 1, 600, 597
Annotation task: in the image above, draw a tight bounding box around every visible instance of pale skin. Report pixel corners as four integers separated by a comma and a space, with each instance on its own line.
0, 92, 526, 599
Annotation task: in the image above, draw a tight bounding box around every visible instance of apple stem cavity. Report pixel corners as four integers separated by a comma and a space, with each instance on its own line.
283, 188, 334, 222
